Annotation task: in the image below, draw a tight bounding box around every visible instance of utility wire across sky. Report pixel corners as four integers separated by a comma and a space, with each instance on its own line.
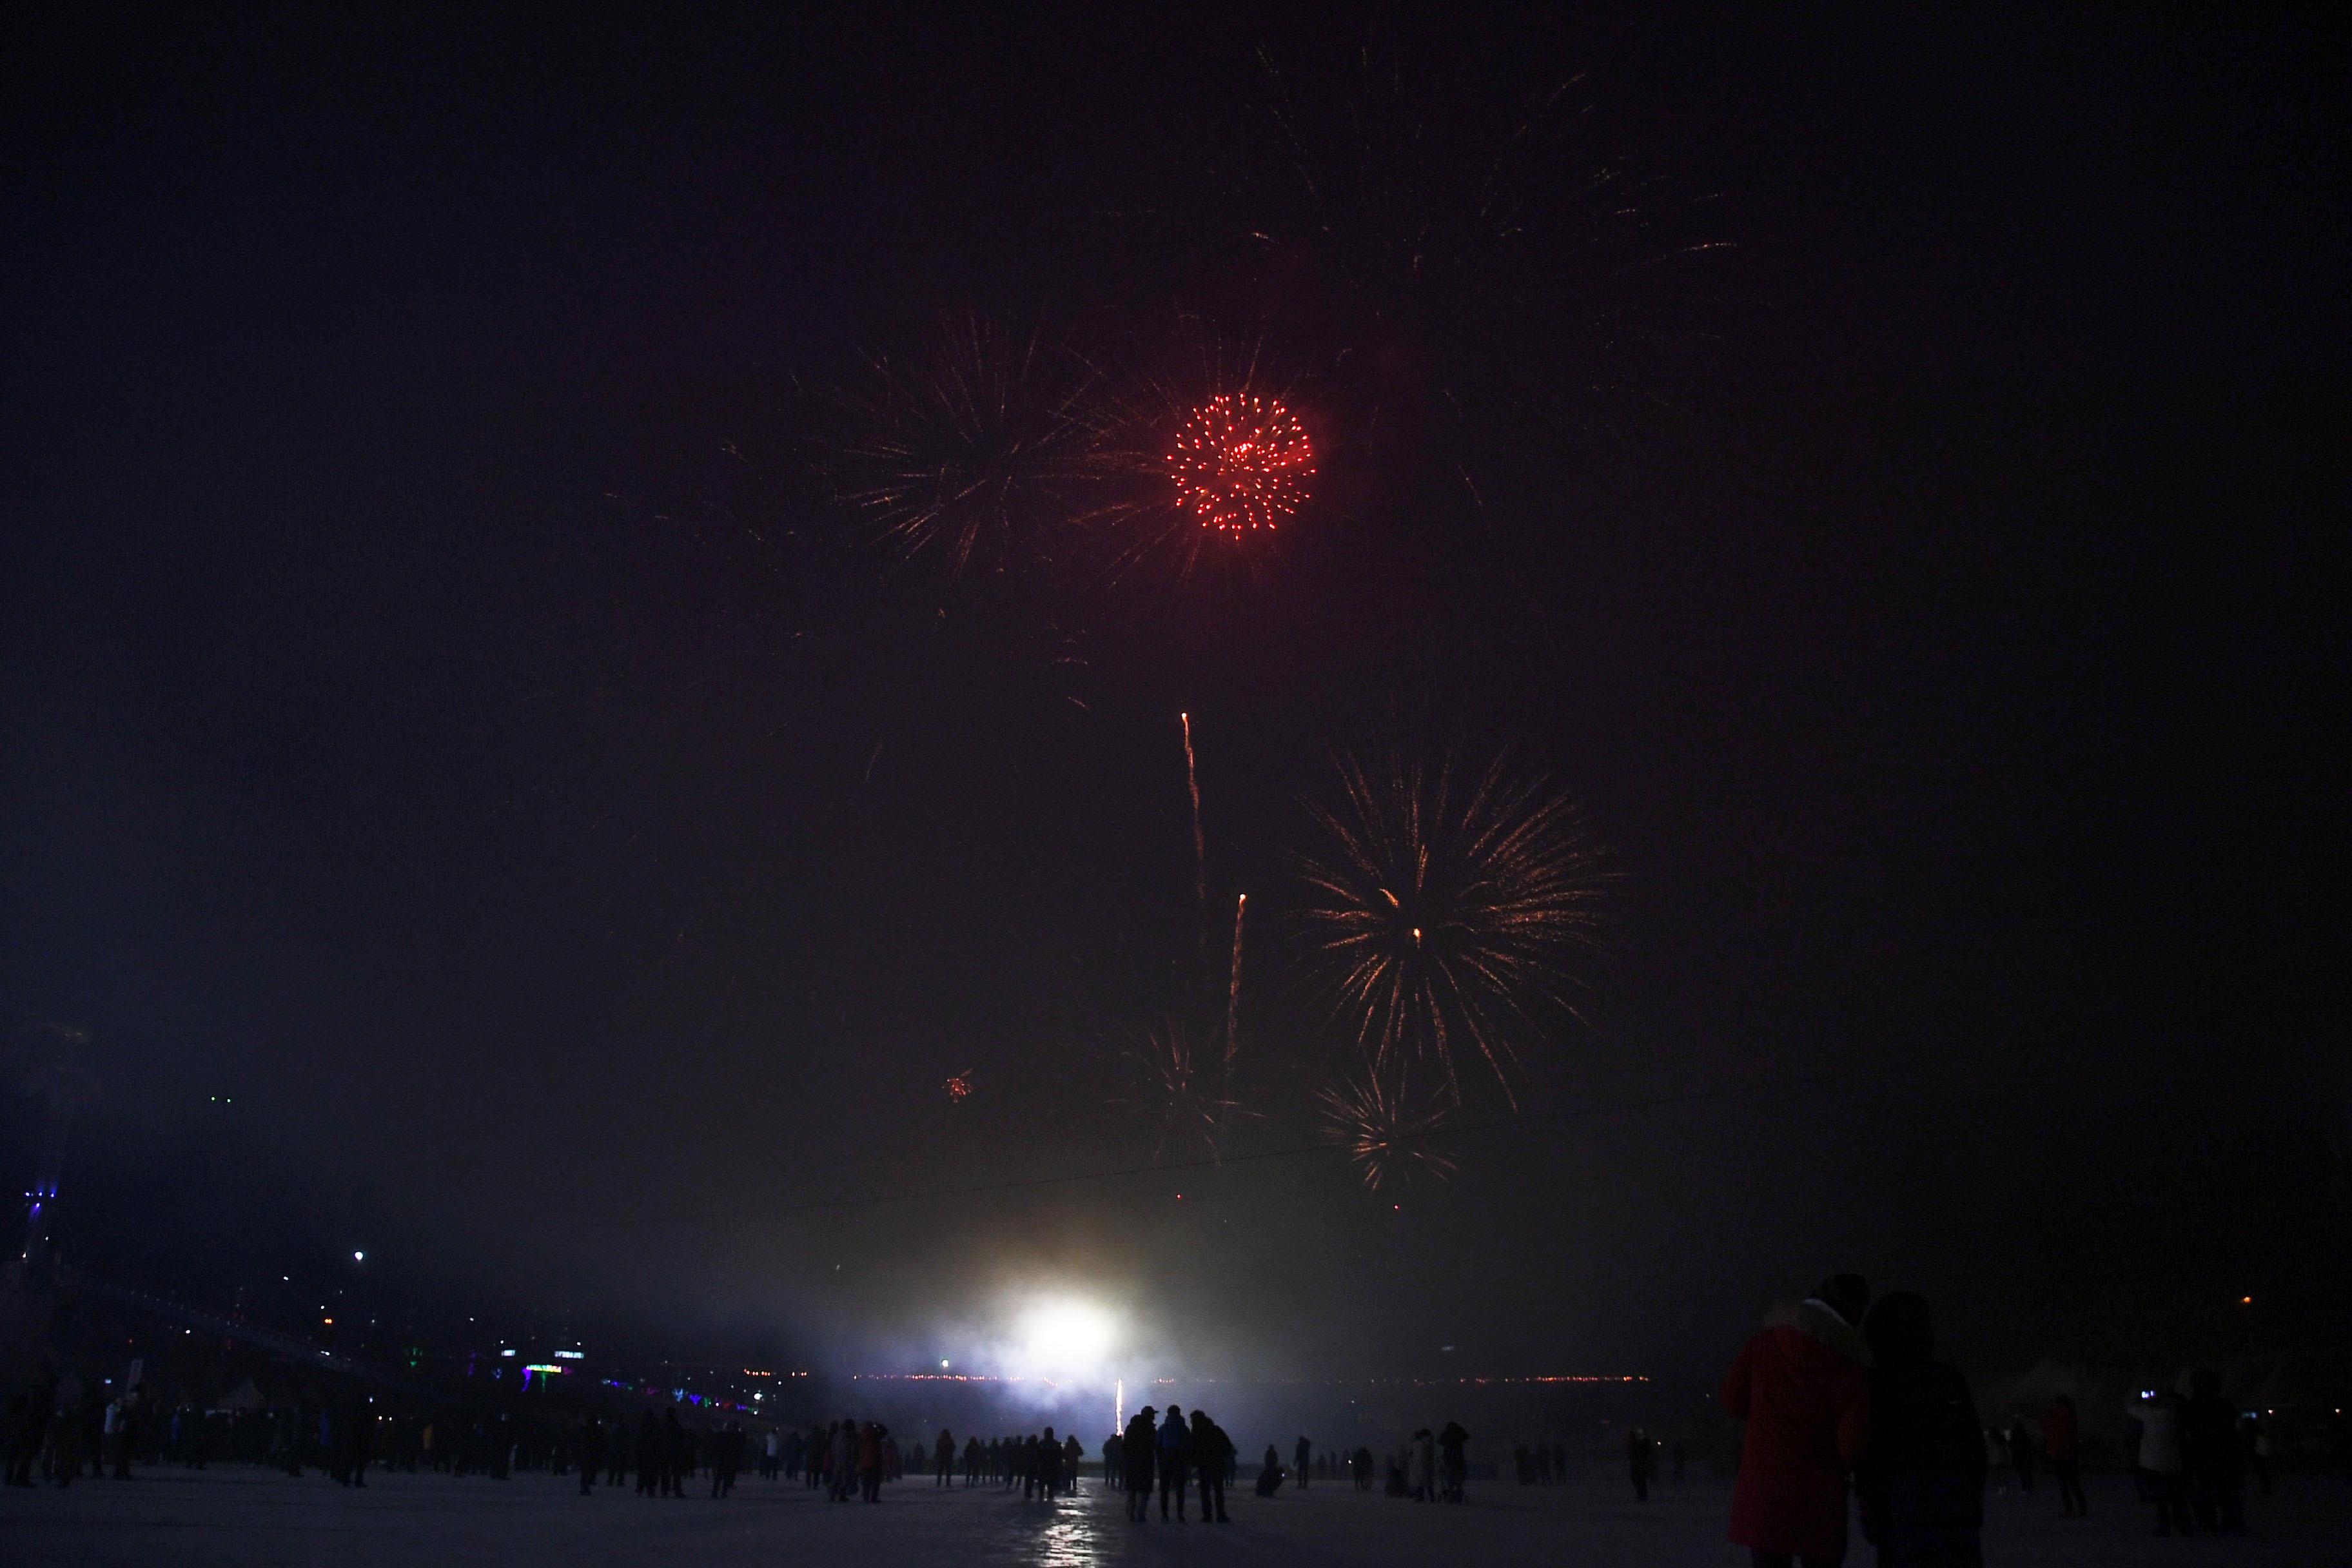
677, 1043, 2037, 1226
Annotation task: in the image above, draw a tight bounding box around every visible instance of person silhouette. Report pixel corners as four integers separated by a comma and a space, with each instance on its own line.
1158, 1404, 1191, 1520
1854, 1291, 1986, 1566
1122, 1406, 1157, 1521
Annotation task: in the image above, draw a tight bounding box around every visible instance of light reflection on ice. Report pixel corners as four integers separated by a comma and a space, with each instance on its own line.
1030, 1497, 1104, 1567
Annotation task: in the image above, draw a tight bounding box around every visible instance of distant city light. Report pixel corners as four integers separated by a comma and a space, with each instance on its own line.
554, 1349, 585, 1360
941, 1359, 951, 1369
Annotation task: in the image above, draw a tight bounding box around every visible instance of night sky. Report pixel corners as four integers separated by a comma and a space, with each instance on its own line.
3, 6, 2344, 1396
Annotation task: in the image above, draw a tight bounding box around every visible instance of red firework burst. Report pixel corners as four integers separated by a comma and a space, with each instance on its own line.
1166, 393, 1314, 533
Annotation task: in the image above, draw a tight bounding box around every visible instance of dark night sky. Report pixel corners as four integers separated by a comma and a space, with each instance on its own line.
3, 5, 2345, 1395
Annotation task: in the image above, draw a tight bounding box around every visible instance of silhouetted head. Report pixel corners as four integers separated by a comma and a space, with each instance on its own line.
2055, 1394, 2075, 1411
2192, 1369, 2220, 1401
1139, 1406, 1155, 1420
1815, 1273, 1872, 1328
1863, 1289, 1935, 1366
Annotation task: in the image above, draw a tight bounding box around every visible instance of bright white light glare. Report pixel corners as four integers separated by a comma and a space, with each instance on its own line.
352, 1251, 365, 1262
1015, 1298, 1117, 1382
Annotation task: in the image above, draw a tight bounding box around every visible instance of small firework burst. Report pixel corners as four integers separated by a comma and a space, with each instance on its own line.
1297, 745, 1607, 1106
815, 315, 1119, 575
1315, 1064, 1457, 1190
1115, 1020, 1246, 1160
1166, 393, 1315, 534
1086, 333, 1317, 592
943, 1070, 975, 1103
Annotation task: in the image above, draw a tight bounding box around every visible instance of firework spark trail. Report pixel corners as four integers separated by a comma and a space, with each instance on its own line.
1297, 747, 1607, 1108
816, 315, 1126, 576
1117, 1021, 1242, 1161
1315, 1063, 1458, 1191
1222, 892, 1248, 1083
1181, 712, 1206, 914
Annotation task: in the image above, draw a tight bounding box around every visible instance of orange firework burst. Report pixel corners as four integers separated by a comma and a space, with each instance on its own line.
1166, 393, 1313, 534
1297, 747, 1607, 1107
1315, 1064, 1458, 1191
943, 1070, 975, 1103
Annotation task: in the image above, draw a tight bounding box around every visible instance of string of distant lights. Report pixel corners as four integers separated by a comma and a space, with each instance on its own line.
665, 1047, 2037, 1226
842, 1373, 1644, 1386
81, 1278, 1649, 1400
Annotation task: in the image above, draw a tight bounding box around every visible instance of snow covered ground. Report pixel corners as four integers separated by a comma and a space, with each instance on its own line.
4, 1464, 2347, 1566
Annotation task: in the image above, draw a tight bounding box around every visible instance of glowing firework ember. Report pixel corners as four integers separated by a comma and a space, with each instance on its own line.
943, 1071, 975, 1102
1297, 747, 1607, 1106
1166, 393, 1314, 533
1316, 1065, 1458, 1190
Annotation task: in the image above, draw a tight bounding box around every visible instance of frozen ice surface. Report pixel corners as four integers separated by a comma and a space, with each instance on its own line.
4, 1466, 2347, 1566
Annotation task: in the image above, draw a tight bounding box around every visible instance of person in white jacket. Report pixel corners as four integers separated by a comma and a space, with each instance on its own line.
1410, 1428, 1437, 1502
2132, 1377, 2193, 1536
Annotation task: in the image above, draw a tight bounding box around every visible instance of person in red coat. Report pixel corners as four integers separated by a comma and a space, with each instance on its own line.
1723, 1274, 1874, 1568
2041, 1396, 2086, 1517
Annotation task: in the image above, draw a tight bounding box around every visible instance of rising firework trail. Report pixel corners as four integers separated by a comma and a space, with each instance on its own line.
1222, 892, 1248, 1083
1297, 746, 1608, 1107
1181, 712, 1206, 915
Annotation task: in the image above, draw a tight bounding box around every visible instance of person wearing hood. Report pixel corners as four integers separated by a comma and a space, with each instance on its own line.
1854, 1291, 1985, 1567
1122, 1407, 1157, 1520
1723, 1273, 1874, 1567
